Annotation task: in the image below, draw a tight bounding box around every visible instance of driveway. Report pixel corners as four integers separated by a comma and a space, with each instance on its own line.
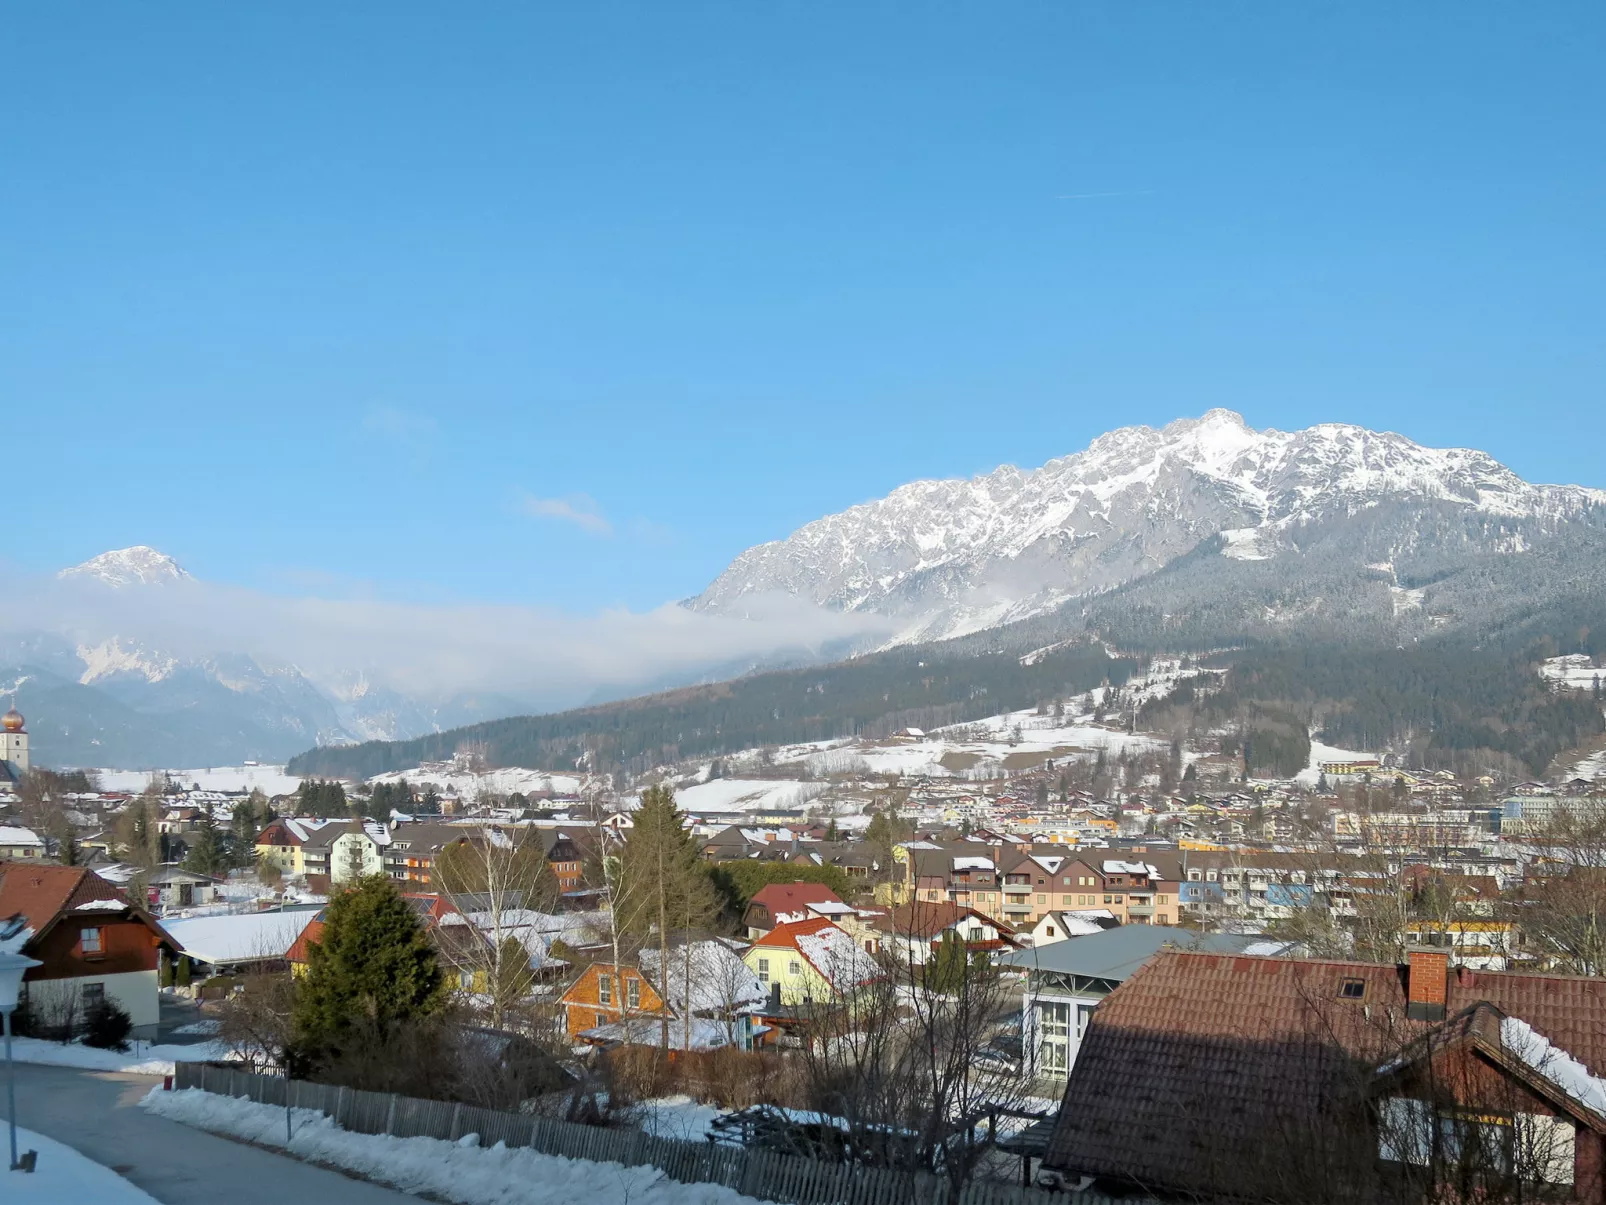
6, 1064, 418, 1205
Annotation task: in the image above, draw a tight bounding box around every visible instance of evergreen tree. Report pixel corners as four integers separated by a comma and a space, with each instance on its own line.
183, 809, 228, 876
927, 929, 968, 994
293, 875, 446, 1065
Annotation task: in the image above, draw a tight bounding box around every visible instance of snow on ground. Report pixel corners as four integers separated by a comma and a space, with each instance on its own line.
8, 1126, 163, 1204
9, 1035, 231, 1076
669, 778, 825, 815
637, 1096, 724, 1142
370, 766, 582, 798
1542, 654, 1604, 690
1220, 527, 1273, 560
1294, 738, 1378, 787
143, 1087, 778, 1205
94, 764, 303, 795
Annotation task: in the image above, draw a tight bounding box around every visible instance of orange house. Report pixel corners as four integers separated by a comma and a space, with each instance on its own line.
559, 961, 666, 1039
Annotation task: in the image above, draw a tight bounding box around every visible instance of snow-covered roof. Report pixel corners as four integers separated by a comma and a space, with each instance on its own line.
793, 925, 882, 993
162, 911, 316, 965
74, 899, 127, 913
1102, 859, 1162, 878
0, 827, 43, 846
807, 901, 857, 916
639, 941, 767, 1016
1501, 1016, 1606, 1117
952, 856, 994, 871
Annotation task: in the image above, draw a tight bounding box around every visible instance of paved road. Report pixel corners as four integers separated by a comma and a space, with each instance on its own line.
7, 1064, 417, 1205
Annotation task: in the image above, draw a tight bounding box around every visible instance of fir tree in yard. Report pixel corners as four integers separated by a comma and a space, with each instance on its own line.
927, 929, 968, 994
184, 808, 229, 876
613, 785, 716, 1049
293, 874, 447, 1068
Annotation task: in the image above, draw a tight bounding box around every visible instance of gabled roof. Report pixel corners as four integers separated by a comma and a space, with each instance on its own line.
1043, 951, 1606, 1196
748, 880, 844, 919
873, 901, 1013, 942
0, 861, 127, 935
750, 917, 881, 994
997, 924, 1264, 979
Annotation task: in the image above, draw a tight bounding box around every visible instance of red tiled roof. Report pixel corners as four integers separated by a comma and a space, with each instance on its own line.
748, 881, 843, 915
748, 915, 841, 951
1044, 951, 1606, 1196
0, 861, 125, 935
285, 916, 325, 964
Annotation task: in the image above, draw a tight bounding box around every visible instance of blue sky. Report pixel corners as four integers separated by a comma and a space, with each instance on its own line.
6, 2, 1604, 612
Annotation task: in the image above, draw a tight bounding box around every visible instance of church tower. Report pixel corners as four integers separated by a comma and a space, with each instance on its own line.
1, 707, 28, 781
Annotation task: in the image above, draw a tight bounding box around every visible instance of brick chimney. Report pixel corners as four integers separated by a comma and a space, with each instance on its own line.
1405, 947, 1449, 1021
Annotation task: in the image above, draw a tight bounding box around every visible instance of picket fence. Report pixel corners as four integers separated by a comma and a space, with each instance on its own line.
173, 1064, 1132, 1205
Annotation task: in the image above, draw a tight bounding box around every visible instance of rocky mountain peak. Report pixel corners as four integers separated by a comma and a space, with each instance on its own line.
59, 546, 192, 588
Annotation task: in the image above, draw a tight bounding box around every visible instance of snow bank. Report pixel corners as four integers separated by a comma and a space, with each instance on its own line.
1501, 1017, 1606, 1116
8, 1126, 162, 1203
142, 1087, 778, 1205
8, 1035, 231, 1076
95, 765, 303, 795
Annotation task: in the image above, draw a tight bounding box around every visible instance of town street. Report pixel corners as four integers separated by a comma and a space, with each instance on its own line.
6, 1064, 417, 1205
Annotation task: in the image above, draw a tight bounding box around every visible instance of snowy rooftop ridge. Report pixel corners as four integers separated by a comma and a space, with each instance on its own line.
1501, 1016, 1606, 1118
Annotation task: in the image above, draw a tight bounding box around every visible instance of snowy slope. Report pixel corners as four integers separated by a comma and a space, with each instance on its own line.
59, 546, 191, 587
692, 410, 1606, 642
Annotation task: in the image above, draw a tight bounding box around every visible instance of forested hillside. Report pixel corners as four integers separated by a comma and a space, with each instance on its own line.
287, 641, 1138, 780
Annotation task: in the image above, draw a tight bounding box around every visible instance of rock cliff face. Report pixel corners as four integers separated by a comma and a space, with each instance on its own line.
692, 410, 1606, 643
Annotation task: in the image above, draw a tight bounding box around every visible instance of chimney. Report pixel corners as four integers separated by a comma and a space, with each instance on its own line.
1406, 947, 1449, 1021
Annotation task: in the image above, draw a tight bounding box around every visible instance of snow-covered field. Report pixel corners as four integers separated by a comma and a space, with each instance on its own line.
669, 778, 825, 815
638, 1095, 724, 1142
143, 1087, 777, 1205
1542, 655, 1604, 691
370, 766, 582, 798
9, 1127, 162, 1204
95, 764, 303, 795
1294, 738, 1379, 787
9, 1035, 230, 1076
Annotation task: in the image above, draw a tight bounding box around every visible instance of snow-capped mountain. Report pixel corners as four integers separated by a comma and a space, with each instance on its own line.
59, 546, 191, 587
693, 410, 1606, 642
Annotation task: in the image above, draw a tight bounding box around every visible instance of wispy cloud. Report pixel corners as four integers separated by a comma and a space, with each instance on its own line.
1055, 189, 1156, 200
519, 493, 613, 536
8, 564, 893, 710
362, 404, 438, 451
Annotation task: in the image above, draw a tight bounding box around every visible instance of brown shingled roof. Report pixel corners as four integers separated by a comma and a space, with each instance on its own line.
1043, 951, 1606, 1197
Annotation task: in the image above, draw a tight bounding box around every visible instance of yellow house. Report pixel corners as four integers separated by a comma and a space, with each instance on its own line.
253, 817, 341, 877
741, 917, 881, 1007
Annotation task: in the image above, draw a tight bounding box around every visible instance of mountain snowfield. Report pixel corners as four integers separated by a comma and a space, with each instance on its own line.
693, 410, 1606, 643
13, 411, 1606, 769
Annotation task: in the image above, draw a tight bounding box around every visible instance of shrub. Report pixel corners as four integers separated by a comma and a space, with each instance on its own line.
82, 999, 133, 1051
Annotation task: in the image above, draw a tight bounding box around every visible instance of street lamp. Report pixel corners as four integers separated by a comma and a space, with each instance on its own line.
0, 917, 41, 1174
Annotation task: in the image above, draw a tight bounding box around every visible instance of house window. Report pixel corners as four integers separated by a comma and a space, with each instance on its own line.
81, 927, 102, 955
789, 960, 802, 977
756, 958, 770, 983
1045, 925, 1056, 938
626, 979, 641, 1009
1035, 1001, 1070, 1076
1339, 978, 1367, 1000
598, 974, 613, 1006
1037, 894, 1046, 904
1061, 895, 1073, 906
81, 983, 105, 1008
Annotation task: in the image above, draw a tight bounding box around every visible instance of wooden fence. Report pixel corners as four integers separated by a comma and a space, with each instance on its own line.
173, 1064, 1136, 1205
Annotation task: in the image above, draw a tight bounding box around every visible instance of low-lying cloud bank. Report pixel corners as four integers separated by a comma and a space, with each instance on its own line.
3, 564, 895, 714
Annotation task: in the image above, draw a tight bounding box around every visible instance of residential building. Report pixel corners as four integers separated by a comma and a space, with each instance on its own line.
742, 917, 882, 1007
867, 901, 1017, 966
0, 826, 44, 860
1040, 948, 1606, 1200
1025, 909, 1119, 947
0, 861, 173, 1036
253, 817, 342, 877
743, 881, 852, 939
998, 925, 1275, 1082
558, 939, 767, 1051
301, 820, 390, 885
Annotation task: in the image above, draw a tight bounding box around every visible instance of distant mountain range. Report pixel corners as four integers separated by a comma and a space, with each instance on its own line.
1, 548, 530, 769
692, 410, 1606, 646
18, 413, 1606, 772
